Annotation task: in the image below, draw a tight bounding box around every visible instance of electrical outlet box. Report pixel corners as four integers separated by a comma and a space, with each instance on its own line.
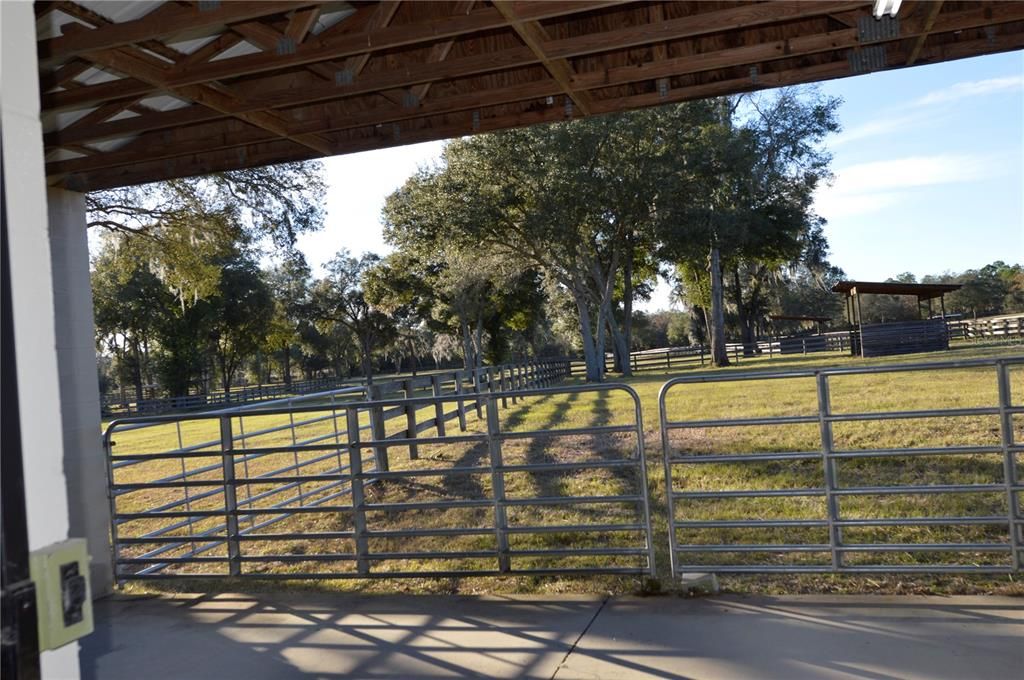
29, 538, 93, 650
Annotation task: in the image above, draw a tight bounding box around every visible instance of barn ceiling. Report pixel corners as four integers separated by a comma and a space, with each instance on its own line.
35, 1, 1024, 191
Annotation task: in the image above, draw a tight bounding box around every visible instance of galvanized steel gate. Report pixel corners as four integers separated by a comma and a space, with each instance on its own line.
659, 357, 1023, 577
105, 383, 655, 582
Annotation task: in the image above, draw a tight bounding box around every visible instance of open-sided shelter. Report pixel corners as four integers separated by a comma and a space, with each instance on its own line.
832, 280, 963, 357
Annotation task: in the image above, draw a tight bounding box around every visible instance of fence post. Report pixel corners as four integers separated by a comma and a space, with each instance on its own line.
368, 384, 389, 472
498, 366, 508, 408
486, 396, 510, 573
402, 379, 419, 460
219, 415, 242, 577
472, 368, 484, 419
815, 373, 842, 571
996, 362, 1022, 571
345, 408, 370, 575
455, 372, 468, 431
431, 374, 446, 437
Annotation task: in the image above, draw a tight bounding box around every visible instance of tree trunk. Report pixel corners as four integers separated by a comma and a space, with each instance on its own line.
573, 289, 602, 382
732, 266, 756, 357
283, 346, 292, 387
709, 246, 730, 367
130, 341, 144, 406
360, 345, 374, 386
459, 318, 474, 370
604, 298, 631, 377
218, 351, 232, 397
622, 240, 635, 372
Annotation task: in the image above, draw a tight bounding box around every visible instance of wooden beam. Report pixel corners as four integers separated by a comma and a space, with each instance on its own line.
45, 77, 566, 176
39, 0, 858, 113
45, 105, 225, 147
63, 27, 1024, 191
570, 2, 1019, 91
71, 41, 333, 155
285, 6, 322, 44
51, 1, 190, 63
218, 0, 1020, 113
39, 1, 321, 63
907, 1, 945, 66
41, 0, 1015, 152
158, 1, 625, 89
44, 1, 1020, 151
39, 59, 93, 92
493, 0, 593, 115
543, 1, 867, 61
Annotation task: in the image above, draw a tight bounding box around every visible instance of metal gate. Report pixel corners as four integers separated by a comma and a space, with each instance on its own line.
659, 357, 1022, 576
105, 383, 654, 582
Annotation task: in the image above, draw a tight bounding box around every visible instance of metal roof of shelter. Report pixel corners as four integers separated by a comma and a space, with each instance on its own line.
35, 1, 1024, 192
831, 281, 963, 301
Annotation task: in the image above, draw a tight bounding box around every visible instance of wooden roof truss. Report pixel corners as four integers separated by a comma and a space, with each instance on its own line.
35, 0, 1024, 191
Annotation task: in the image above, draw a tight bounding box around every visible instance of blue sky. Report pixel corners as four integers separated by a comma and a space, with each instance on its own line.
297, 51, 1024, 310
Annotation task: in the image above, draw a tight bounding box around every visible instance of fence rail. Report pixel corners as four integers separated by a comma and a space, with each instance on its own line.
659, 357, 1023, 576
948, 314, 1024, 343
103, 361, 660, 582
102, 357, 572, 417
101, 377, 342, 416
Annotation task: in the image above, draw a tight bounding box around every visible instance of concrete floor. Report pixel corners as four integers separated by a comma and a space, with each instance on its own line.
80, 592, 1023, 680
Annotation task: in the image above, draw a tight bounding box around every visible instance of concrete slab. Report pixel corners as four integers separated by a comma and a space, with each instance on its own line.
80, 593, 1023, 680
82, 592, 604, 680
554, 595, 1024, 680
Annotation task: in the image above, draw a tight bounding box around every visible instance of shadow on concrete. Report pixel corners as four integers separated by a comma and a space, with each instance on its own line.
82, 593, 1024, 680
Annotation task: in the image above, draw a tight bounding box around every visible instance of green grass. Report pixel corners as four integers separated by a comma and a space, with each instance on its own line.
111, 341, 1024, 597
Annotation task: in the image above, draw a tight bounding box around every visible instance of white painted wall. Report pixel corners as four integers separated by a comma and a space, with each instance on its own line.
2, 1, 82, 677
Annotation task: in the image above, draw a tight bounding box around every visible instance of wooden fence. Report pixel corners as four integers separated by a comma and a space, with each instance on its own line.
569, 334, 853, 376
948, 313, 1024, 342
103, 359, 572, 418
101, 377, 342, 417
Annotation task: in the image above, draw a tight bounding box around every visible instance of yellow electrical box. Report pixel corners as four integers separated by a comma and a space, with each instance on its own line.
29, 538, 93, 650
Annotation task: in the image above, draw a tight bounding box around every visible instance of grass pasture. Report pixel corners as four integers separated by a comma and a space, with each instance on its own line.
108, 342, 1024, 596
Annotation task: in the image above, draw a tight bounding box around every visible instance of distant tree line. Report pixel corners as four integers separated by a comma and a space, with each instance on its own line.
853, 263, 1024, 324
93, 88, 1015, 397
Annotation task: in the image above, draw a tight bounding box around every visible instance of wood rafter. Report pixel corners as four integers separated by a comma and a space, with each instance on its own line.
41, 1, 860, 113
493, 0, 593, 115
35, 0, 1023, 190
46, 1, 1022, 142
73, 25, 1024, 193
57, 24, 332, 156
38, 1, 321, 62
907, 0, 945, 66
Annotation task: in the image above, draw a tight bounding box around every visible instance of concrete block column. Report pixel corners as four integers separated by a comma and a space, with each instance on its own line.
48, 187, 113, 598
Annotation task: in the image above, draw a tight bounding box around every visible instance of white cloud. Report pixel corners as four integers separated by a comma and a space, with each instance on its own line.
831, 112, 921, 146
911, 75, 1023, 107
815, 153, 997, 220
831, 75, 1021, 146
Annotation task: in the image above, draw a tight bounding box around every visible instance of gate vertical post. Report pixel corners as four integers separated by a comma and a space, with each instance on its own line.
815, 373, 842, 571
996, 361, 1022, 570
486, 396, 510, 572
455, 372, 468, 431
403, 378, 418, 460
219, 415, 242, 577
346, 408, 370, 575
473, 368, 484, 419
431, 374, 446, 437
658, 382, 679, 580
368, 384, 389, 472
